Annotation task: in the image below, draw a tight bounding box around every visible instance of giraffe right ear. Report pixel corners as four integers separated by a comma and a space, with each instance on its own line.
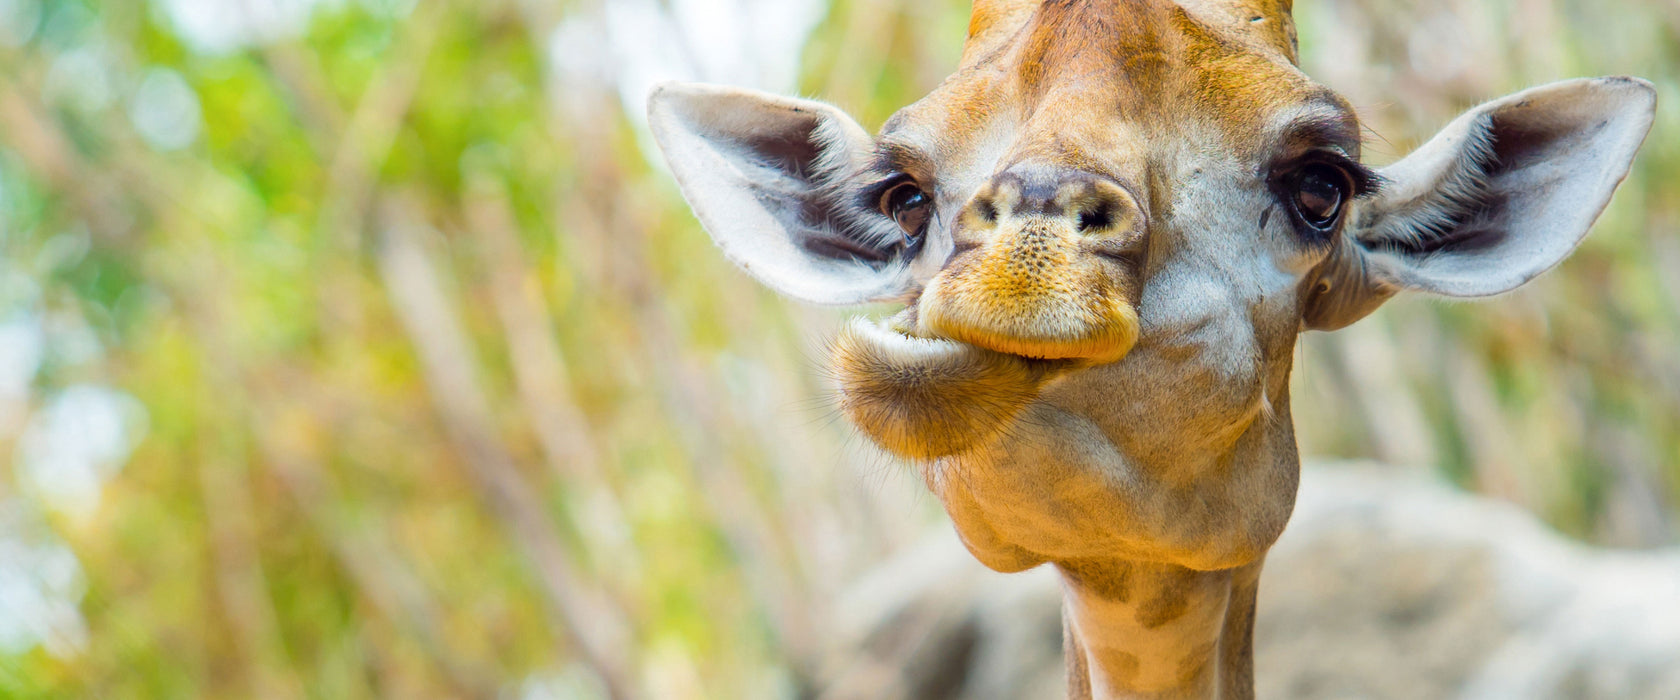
647, 82, 917, 305
1303, 77, 1657, 330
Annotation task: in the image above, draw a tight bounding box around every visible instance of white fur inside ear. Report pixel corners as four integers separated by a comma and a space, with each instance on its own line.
647, 82, 913, 305
1360, 77, 1657, 297
1365, 117, 1498, 255
806, 119, 907, 255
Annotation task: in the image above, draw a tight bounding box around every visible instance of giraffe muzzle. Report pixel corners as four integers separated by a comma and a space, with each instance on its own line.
917, 172, 1145, 364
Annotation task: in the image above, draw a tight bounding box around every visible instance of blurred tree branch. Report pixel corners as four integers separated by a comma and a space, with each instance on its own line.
377, 197, 638, 699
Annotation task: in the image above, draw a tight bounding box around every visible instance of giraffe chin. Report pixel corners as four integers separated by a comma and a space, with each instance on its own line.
829, 316, 1065, 460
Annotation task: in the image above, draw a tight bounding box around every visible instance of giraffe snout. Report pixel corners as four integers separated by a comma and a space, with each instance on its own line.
916, 169, 1146, 363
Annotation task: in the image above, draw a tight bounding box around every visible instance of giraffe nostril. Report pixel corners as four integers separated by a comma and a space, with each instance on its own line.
975, 199, 999, 224
1078, 203, 1114, 233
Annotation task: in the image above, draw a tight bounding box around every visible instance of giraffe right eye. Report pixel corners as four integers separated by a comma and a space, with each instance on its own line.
880, 181, 932, 242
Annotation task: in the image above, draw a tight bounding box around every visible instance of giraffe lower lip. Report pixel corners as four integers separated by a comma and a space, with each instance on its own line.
829, 316, 1060, 459
878, 317, 1078, 372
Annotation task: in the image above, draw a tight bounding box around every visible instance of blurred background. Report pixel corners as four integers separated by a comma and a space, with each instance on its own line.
0, 0, 1675, 698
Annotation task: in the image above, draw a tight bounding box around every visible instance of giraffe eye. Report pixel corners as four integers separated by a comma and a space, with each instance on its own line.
880, 181, 932, 242
1289, 163, 1351, 230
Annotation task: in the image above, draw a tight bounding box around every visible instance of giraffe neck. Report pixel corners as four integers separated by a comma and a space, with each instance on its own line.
1057, 558, 1262, 699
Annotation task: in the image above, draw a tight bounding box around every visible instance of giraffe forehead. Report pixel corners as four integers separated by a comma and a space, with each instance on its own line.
968, 0, 1298, 56
885, 0, 1326, 175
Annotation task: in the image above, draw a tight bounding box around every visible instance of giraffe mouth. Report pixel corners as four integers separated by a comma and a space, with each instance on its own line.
878, 307, 1079, 371
827, 314, 1067, 460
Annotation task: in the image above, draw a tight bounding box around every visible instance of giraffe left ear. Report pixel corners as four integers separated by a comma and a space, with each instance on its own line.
1305, 77, 1657, 331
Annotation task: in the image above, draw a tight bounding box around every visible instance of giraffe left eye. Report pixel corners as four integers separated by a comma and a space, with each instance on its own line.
1290, 163, 1351, 230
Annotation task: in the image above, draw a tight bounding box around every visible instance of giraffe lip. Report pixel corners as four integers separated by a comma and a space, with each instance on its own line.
1079, 236, 1147, 269
939, 330, 1112, 365
876, 315, 1078, 371
916, 291, 1140, 364
1091, 247, 1143, 268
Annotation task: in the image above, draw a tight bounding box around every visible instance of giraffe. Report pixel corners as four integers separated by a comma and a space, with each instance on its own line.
645, 0, 1656, 697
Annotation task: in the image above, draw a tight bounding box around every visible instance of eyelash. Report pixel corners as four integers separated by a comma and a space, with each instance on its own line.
861, 173, 916, 205
1286, 152, 1379, 194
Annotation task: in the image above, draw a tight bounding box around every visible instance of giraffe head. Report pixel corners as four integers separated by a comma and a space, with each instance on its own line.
648, 0, 1653, 571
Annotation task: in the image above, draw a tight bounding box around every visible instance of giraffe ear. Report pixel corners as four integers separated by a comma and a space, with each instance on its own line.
1304, 77, 1657, 331
647, 82, 917, 306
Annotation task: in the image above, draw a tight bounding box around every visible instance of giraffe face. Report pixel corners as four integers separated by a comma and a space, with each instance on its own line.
785, 0, 1371, 463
